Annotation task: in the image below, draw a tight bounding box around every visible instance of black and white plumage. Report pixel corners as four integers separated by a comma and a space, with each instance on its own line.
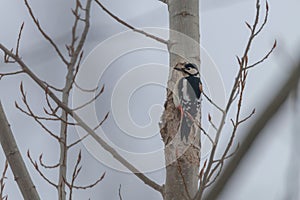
173, 63, 202, 141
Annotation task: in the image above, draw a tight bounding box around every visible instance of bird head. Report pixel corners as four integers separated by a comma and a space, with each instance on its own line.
174, 63, 199, 77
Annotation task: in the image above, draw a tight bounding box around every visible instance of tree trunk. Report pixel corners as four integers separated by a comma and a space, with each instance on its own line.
160, 0, 200, 199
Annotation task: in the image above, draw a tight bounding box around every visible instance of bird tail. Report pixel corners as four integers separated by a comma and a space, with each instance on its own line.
180, 115, 192, 142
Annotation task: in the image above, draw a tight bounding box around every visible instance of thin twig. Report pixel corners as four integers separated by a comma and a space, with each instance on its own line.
71, 51, 84, 87
72, 85, 105, 111
94, 0, 168, 45
67, 0, 81, 57
58, 1, 93, 197
93, 112, 109, 131
16, 22, 25, 57
200, 127, 214, 145
213, 144, 240, 164
42, 81, 64, 92
207, 114, 218, 131
27, 151, 58, 188
74, 81, 99, 93
67, 173, 105, 190
67, 133, 89, 149
245, 40, 276, 70
15, 84, 61, 141
208, 144, 240, 185
39, 154, 60, 169
253, 1, 269, 37
69, 1, 90, 69
205, 162, 223, 188
23, 0, 68, 65
118, 184, 123, 200
44, 90, 78, 126
0, 70, 24, 80
199, 160, 207, 187
65, 154, 105, 192
237, 109, 255, 125
0, 160, 8, 200
68, 151, 82, 200
202, 92, 225, 113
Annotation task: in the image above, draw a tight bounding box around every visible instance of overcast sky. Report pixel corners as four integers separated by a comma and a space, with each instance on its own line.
0, 0, 300, 199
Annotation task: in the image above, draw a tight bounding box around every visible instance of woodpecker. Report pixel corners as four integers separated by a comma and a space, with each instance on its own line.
173, 63, 202, 141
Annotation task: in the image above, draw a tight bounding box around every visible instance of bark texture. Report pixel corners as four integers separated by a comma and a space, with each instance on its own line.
160, 0, 200, 199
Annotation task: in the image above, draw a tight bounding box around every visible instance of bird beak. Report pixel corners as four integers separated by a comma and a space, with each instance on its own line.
174, 67, 182, 71
174, 62, 187, 71
174, 65, 185, 71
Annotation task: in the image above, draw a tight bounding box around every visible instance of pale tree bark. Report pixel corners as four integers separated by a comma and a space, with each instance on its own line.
160, 0, 200, 199
0, 101, 40, 200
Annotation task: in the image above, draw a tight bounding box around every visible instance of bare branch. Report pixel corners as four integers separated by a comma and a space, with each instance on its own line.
199, 160, 207, 187
208, 143, 240, 185
27, 151, 58, 188
39, 154, 60, 169
3, 47, 18, 63
253, 1, 269, 37
58, 1, 92, 197
200, 127, 214, 146
237, 109, 255, 125
0, 70, 24, 80
68, 151, 82, 200
42, 81, 64, 92
205, 162, 223, 188
0, 34, 163, 197
65, 152, 105, 193
94, 0, 168, 45
72, 51, 84, 86
15, 84, 61, 141
74, 81, 98, 93
15, 103, 60, 141
16, 22, 25, 57
67, 133, 89, 149
195, 1, 275, 198
23, 0, 68, 65
245, 40, 276, 70
188, 113, 215, 145
214, 144, 240, 163
0, 102, 41, 200
67, 0, 81, 57
69, 0, 90, 69
66, 173, 105, 190
72, 85, 105, 111
207, 114, 218, 131
204, 58, 300, 200
44, 90, 78, 126
202, 91, 225, 113
93, 112, 109, 131
245, 22, 252, 32
0, 160, 8, 200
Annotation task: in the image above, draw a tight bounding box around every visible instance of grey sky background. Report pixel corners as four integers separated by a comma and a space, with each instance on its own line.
0, 0, 300, 199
